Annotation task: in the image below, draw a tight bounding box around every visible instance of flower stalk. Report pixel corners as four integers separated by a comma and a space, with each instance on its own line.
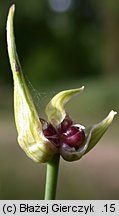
44, 154, 60, 200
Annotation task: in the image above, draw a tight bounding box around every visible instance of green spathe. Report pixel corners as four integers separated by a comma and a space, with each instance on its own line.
7, 5, 57, 163
45, 86, 84, 127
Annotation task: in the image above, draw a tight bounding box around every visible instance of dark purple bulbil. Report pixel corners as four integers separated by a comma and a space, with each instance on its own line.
60, 116, 73, 133
41, 116, 85, 150
61, 126, 85, 150
43, 124, 57, 137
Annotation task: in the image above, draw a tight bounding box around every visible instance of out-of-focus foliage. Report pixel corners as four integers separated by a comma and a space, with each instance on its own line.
0, 0, 109, 86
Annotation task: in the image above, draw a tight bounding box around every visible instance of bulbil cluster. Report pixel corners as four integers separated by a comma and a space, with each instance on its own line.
41, 116, 85, 150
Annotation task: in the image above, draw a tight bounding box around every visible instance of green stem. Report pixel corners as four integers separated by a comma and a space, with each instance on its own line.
44, 154, 60, 200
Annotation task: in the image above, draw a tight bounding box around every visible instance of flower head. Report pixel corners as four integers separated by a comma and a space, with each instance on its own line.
43, 89, 117, 161
7, 5, 117, 163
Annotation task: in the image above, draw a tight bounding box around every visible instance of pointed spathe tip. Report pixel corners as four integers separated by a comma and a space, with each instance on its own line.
81, 86, 85, 90
9, 4, 15, 14
110, 110, 117, 116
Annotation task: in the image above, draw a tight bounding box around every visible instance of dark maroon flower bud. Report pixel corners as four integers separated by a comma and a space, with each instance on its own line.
58, 115, 73, 133
48, 136, 60, 147
40, 118, 57, 137
61, 125, 85, 150
43, 124, 57, 137
40, 118, 59, 147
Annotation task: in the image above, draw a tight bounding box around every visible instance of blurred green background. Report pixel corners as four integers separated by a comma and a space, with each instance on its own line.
0, 0, 119, 199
